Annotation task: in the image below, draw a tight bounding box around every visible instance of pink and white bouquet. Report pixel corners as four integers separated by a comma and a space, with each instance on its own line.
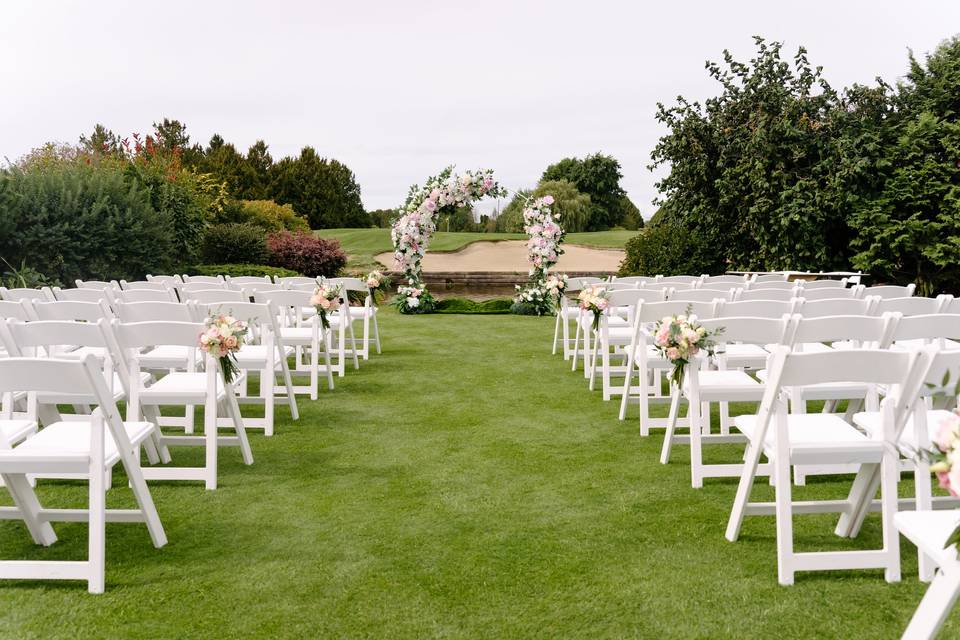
653, 310, 720, 387
198, 312, 250, 384
925, 412, 960, 548
365, 269, 391, 304
311, 283, 342, 329
545, 273, 569, 299
578, 284, 611, 330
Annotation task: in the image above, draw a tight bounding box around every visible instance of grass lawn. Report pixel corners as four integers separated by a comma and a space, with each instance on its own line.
0, 310, 949, 638
316, 228, 637, 271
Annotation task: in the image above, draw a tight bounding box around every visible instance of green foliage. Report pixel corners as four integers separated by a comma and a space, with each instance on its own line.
184, 263, 298, 279
542, 153, 627, 230
271, 147, 370, 228
532, 179, 592, 233
0, 163, 175, 283
618, 195, 643, 230
850, 37, 960, 295
618, 223, 712, 277
368, 208, 396, 228
652, 37, 858, 274
496, 189, 531, 232
230, 199, 310, 232
434, 298, 513, 314
201, 223, 269, 265
0, 258, 52, 289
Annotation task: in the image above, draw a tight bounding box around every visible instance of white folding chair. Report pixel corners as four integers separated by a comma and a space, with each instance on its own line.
119, 280, 169, 291
112, 287, 178, 303
618, 300, 718, 434
798, 286, 864, 300
0, 287, 48, 303
657, 275, 703, 287
0, 356, 167, 593
736, 288, 801, 301
253, 290, 334, 398
575, 288, 663, 383
276, 276, 320, 288
796, 297, 876, 319
225, 275, 272, 288
799, 279, 848, 290
145, 274, 184, 286
326, 277, 378, 361
725, 346, 930, 585
47, 287, 111, 304
864, 284, 917, 299
748, 281, 797, 291
181, 288, 248, 305
873, 296, 944, 317
190, 300, 299, 436
75, 280, 119, 291
895, 510, 960, 639
109, 320, 253, 490
715, 299, 800, 319
553, 278, 600, 359
660, 315, 793, 488
701, 274, 748, 287
181, 275, 225, 285
668, 288, 736, 303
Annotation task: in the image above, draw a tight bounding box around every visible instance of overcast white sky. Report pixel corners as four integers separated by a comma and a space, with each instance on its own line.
2, 1, 959, 218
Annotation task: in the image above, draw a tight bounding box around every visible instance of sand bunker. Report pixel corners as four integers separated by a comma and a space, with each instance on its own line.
375, 240, 624, 273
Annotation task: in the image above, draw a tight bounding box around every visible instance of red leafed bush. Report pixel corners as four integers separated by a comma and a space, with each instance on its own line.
266, 231, 347, 277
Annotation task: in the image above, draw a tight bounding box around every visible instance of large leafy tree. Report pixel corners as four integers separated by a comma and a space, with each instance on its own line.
652, 38, 858, 274
533, 179, 592, 233
542, 153, 627, 230
850, 36, 960, 294
270, 147, 369, 228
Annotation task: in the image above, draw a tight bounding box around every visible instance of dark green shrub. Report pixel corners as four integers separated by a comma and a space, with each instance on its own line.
201, 223, 269, 265
0, 163, 174, 283
508, 300, 543, 316
618, 223, 712, 277
184, 263, 298, 279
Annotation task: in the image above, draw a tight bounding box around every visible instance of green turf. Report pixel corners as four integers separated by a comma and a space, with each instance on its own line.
1, 311, 951, 638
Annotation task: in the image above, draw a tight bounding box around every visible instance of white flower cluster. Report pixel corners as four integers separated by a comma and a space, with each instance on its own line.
522, 195, 563, 271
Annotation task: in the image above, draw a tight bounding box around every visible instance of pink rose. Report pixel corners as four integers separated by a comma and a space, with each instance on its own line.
936, 416, 959, 451
224, 336, 238, 349
542, 195, 554, 205
666, 347, 680, 360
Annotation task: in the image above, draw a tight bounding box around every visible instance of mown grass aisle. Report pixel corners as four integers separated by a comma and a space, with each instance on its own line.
0, 311, 952, 638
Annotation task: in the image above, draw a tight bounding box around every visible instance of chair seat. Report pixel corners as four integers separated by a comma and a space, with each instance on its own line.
559, 307, 580, 318
279, 327, 321, 344
140, 345, 196, 369
60, 346, 109, 362
140, 372, 228, 403
719, 343, 770, 369
234, 344, 295, 367
329, 306, 373, 320
735, 413, 882, 463
11, 420, 155, 468
853, 409, 955, 445
895, 510, 960, 566
0, 419, 36, 446
685, 370, 763, 401
38, 372, 149, 405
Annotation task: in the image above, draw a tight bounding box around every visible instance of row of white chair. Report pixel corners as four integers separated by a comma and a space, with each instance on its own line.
550, 275, 960, 637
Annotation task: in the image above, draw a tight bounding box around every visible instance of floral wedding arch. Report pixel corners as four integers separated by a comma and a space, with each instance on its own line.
390, 167, 506, 313
390, 167, 564, 314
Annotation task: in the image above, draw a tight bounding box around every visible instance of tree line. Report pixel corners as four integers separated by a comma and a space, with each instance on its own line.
631, 35, 960, 294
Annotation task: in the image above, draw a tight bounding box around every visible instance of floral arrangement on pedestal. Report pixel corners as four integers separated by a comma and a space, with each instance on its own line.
511, 195, 566, 316
198, 312, 250, 384
392, 285, 435, 314
652, 310, 721, 387
390, 167, 506, 313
